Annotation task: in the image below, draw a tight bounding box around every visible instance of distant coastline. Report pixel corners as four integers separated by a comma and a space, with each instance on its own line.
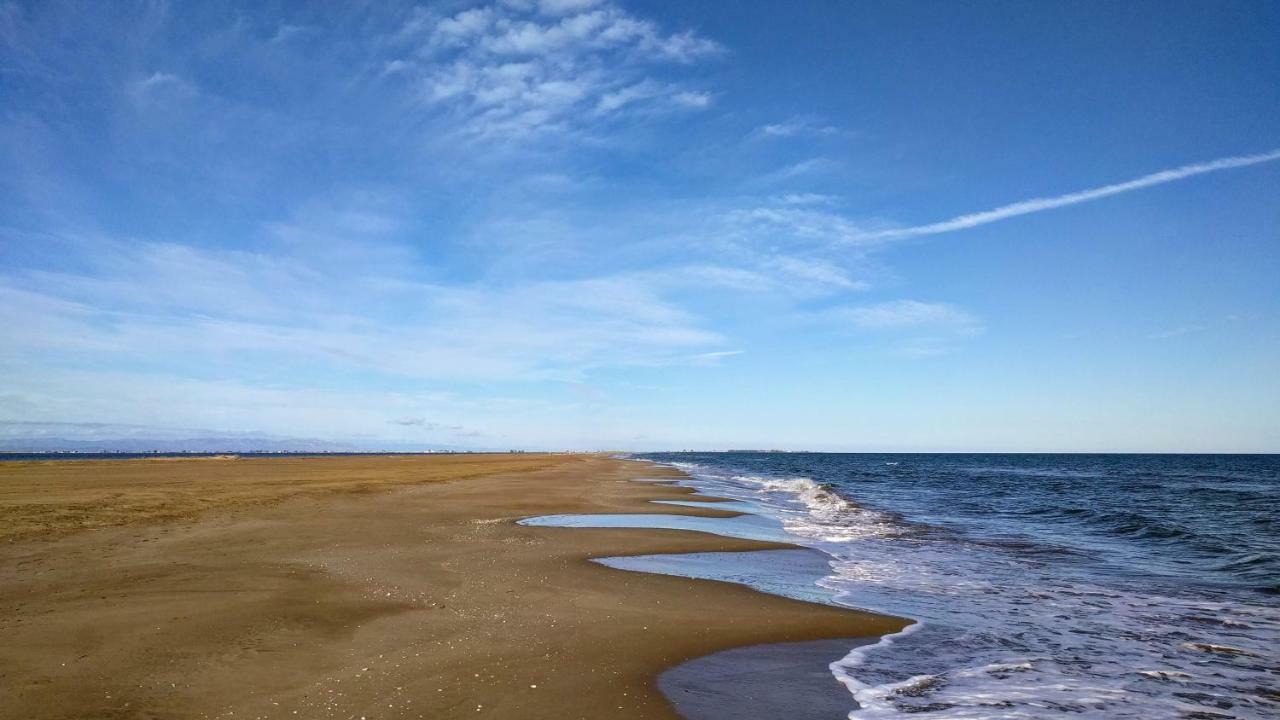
0, 450, 514, 461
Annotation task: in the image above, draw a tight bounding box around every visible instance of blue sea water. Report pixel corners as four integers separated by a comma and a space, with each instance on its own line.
605, 453, 1280, 719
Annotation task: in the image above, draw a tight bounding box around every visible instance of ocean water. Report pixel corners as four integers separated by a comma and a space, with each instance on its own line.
623, 453, 1280, 720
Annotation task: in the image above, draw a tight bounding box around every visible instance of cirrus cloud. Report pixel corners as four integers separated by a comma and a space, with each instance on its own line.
386, 1, 722, 141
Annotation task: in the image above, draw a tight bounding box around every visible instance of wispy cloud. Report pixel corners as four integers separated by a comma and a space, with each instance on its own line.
754, 116, 839, 139
391, 417, 456, 429
0, 367, 510, 444
837, 300, 981, 333
388, 1, 721, 141
861, 149, 1280, 241
1146, 324, 1207, 340
684, 349, 744, 363
593, 80, 711, 114
724, 205, 868, 245
536, 0, 606, 16
129, 71, 199, 106
820, 300, 983, 357
757, 157, 839, 183
268, 24, 314, 44
389, 418, 479, 436
766, 256, 867, 291
0, 236, 730, 384
776, 192, 837, 206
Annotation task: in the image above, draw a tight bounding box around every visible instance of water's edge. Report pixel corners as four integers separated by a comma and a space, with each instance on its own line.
518, 460, 913, 718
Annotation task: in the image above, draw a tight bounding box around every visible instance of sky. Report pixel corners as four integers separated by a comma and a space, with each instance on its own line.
1, 0, 1278, 452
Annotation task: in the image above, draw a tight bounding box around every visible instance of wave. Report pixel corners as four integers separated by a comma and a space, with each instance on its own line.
671, 462, 906, 542
828, 621, 926, 717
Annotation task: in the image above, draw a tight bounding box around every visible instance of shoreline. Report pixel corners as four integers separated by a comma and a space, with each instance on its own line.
0, 453, 908, 718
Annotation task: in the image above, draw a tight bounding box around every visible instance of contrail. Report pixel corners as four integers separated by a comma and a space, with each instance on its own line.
863, 149, 1280, 241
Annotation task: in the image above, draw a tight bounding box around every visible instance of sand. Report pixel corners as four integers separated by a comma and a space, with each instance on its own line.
0, 453, 569, 541
0, 454, 908, 719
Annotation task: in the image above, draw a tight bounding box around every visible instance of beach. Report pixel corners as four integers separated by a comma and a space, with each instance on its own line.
0, 454, 907, 719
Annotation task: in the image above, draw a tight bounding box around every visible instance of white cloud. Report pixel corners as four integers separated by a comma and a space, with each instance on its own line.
725, 205, 870, 245
768, 256, 866, 291
0, 234, 730, 384
436, 7, 496, 43
676, 349, 743, 366
817, 300, 983, 357
755, 116, 838, 139
130, 71, 198, 104
758, 156, 839, 183
388, 1, 721, 140
649, 29, 721, 63
269, 24, 313, 44
381, 58, 411, 76
672, 265, 773, 292
139, 71, 182, 89
594, 82, 711, 114
538, 0, 603, 16
838, 300, 980, 332
594, 80, 663, 113
662, 259, 861, 296
0, 367, 480, 442
670, 90, 712, 108
777, 192, 837, 206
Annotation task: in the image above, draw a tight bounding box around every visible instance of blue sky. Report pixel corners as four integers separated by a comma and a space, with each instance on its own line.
2, 0, 1277, 452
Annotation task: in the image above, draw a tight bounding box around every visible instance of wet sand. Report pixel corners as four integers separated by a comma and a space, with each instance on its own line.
0, 454, 908, 719
659, 638, 877, 720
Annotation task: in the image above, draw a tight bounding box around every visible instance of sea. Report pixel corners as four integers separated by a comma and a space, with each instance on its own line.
618, 453, 1280, 719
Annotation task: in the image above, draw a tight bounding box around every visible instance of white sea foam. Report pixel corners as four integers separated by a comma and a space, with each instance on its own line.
670, 463, 901, 542
827, 622, 925, 708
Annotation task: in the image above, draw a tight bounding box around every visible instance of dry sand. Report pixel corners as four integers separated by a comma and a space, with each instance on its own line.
0, 454, 908, 719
